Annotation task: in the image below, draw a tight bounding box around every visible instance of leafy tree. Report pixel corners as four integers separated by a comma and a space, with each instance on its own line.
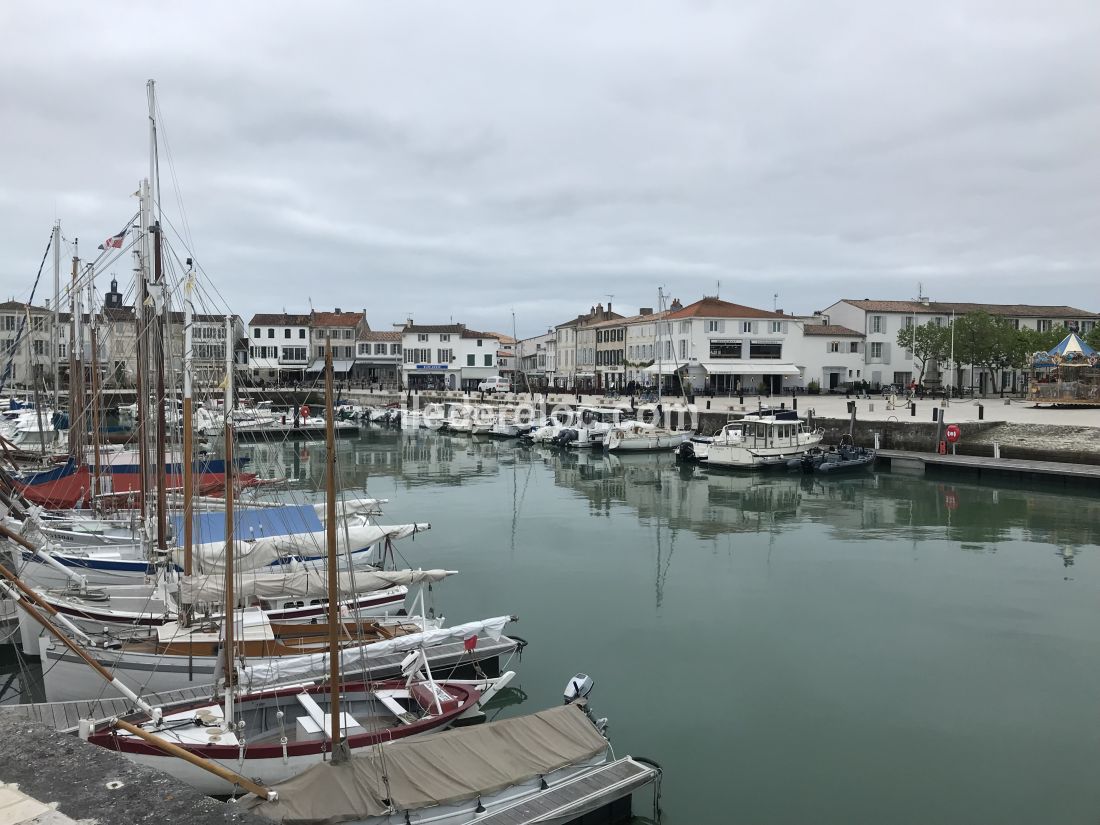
896, 321, 951, 384
1086, 324, 1100, 352
952, 312, 1020, 395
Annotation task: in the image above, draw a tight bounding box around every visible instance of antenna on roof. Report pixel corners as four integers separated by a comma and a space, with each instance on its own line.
716, 280, 720, 299
773, 293, 779, 312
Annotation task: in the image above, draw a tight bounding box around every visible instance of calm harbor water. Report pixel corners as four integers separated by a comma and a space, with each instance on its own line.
5, 426, 1100, 824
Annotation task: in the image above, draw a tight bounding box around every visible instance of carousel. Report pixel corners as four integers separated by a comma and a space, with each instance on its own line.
1028, 333, 1100, 406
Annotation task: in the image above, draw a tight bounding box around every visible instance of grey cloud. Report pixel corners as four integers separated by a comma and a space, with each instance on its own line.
1, 0, 1097, 336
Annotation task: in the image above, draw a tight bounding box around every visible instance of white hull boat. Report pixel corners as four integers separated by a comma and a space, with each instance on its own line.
603, 422, 691, 452
704, 410, 823, 468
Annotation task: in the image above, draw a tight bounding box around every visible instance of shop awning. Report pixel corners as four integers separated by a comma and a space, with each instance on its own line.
642, 363, 683, 375
702, 361, 801, 376
305, 359, 355, 374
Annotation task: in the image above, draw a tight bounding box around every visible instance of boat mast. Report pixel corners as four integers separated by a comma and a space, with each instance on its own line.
24, 306, 46, 456
68, 244, 82, 462
222, 314, 236, 724
182, 268, 194, 576
51, 222, 60, 410
86, 269, 103, 505
324, 337, 346, 761
147, 80, 169, 551
135, 182, 150, 522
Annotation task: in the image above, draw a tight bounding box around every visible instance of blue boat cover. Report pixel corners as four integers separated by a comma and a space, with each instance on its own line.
172, 504, 323, 546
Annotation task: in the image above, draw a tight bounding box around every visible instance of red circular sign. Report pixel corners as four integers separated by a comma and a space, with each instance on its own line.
945, 424, 961, 443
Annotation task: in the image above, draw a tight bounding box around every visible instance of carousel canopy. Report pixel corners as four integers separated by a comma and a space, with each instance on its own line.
1048, 332, 1097, 358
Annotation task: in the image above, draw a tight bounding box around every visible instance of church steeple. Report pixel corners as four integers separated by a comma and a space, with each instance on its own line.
104, 277, 123, 309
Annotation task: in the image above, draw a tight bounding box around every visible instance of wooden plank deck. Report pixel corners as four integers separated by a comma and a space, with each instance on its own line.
877, 450, 1100, 481
4, 682, 219, 732
465, 757, 658, 825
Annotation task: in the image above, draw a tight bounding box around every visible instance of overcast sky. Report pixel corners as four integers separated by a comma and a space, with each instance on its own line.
1, 1, 1097, 337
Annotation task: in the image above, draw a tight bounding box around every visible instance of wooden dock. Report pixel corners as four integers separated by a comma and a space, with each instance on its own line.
4, 682, 220, 733
463, 756, 660, 825
877, 450, 1100, 485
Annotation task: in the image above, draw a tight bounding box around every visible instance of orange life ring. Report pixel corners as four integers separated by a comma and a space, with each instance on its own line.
300, 405, 311, 419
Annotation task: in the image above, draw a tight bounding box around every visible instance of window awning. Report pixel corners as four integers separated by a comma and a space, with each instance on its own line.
305, 359, 355, 374
702, 361, 801, 376
641, 363, 682, 375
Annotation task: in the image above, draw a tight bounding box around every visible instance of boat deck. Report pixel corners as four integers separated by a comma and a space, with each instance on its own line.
463, 756, 659, 825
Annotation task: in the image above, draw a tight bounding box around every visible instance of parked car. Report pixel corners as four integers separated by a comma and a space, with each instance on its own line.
478, 377, 510, 393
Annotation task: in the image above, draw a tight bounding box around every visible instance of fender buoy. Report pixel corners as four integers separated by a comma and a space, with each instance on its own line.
301, 405, 311, 419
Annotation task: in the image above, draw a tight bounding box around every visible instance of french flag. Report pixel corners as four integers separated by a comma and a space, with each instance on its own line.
98, 227, 127, 250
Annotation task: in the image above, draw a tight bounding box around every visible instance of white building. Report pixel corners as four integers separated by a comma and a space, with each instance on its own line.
791, 321, 865, 391
247, 312, 310, 383
401, 323, 500, 391
355, 329, 402, 387
655, 297, 802, 395
516, 330, 554, 388
822, 299, 1100, 393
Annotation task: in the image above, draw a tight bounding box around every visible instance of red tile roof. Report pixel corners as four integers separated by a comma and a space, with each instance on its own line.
839, 299, 1099, 318
311, 310, 365, 327
360, 330, 402, 342
665, 297, 789, 320
802, 324, 864, 337
249, 312, 310, 326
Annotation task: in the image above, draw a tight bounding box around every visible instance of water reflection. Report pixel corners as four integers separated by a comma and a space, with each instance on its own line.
236, 427, 1100, 567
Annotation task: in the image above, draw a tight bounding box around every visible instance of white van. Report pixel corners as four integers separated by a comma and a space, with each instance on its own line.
478, 376, 511, 393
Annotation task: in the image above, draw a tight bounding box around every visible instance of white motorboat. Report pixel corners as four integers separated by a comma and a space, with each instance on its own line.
676, 422, 743, 462
703, 409, 823, 468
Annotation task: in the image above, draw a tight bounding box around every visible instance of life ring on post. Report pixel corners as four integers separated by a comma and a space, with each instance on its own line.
300, 405, 311, 419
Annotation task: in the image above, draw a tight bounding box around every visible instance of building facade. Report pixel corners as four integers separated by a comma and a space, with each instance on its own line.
247, 313, 311, 383
401, 324, 500, 391
307, 309, 367, 379
356, 330, 402, 387
822, 299, 1100, 392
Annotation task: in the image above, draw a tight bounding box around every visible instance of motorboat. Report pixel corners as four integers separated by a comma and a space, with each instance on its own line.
795, 444, 877, 474
676, 421, 743, 462
704, 409, 823, 469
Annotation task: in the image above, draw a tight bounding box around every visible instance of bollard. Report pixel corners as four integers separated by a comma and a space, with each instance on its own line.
868, 403, 874, 412
793, 397, 798, 411
993, 442, 1000, 459
780, 402, 786, 410
739, 394, 744, 404
706, 400, 711, 410
873, 432, 881, 450
847, 400, 855, 414
910, 402, 916, 417
978, 404, 984, 420
931, 407, 938, 422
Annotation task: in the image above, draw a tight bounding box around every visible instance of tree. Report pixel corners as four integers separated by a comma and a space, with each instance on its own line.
1086, 325, 1100, 352
896, 321, 951, 384
952, 312, 1020, 395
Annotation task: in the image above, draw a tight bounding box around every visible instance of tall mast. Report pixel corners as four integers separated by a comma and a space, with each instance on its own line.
182, 269, 194, 576
24, 306, 45, 456
153, 222, 167, 551
51, 222, 60, 409
222, 314, 236, 725
324, 337, 345, 761
87, 269, 103, 505
67, 244, 80, 461
133, 219, 149, 520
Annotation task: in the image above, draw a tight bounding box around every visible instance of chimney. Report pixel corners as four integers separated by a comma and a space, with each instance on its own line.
335, 307, 342, 313
671, 298, 682, 310
44, 299, 50, 310
607, 301, 612, 315
639, 307, 653, 316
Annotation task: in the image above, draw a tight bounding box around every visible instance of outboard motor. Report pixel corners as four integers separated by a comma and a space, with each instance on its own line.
676, 441, 695, 461
564, 673, 594, 704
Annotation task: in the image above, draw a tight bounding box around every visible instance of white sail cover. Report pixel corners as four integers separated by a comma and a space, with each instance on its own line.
237, 616, 513, 687
179, 523, 431, 574
248, 703, 608, 823
178, 568, 454, 605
